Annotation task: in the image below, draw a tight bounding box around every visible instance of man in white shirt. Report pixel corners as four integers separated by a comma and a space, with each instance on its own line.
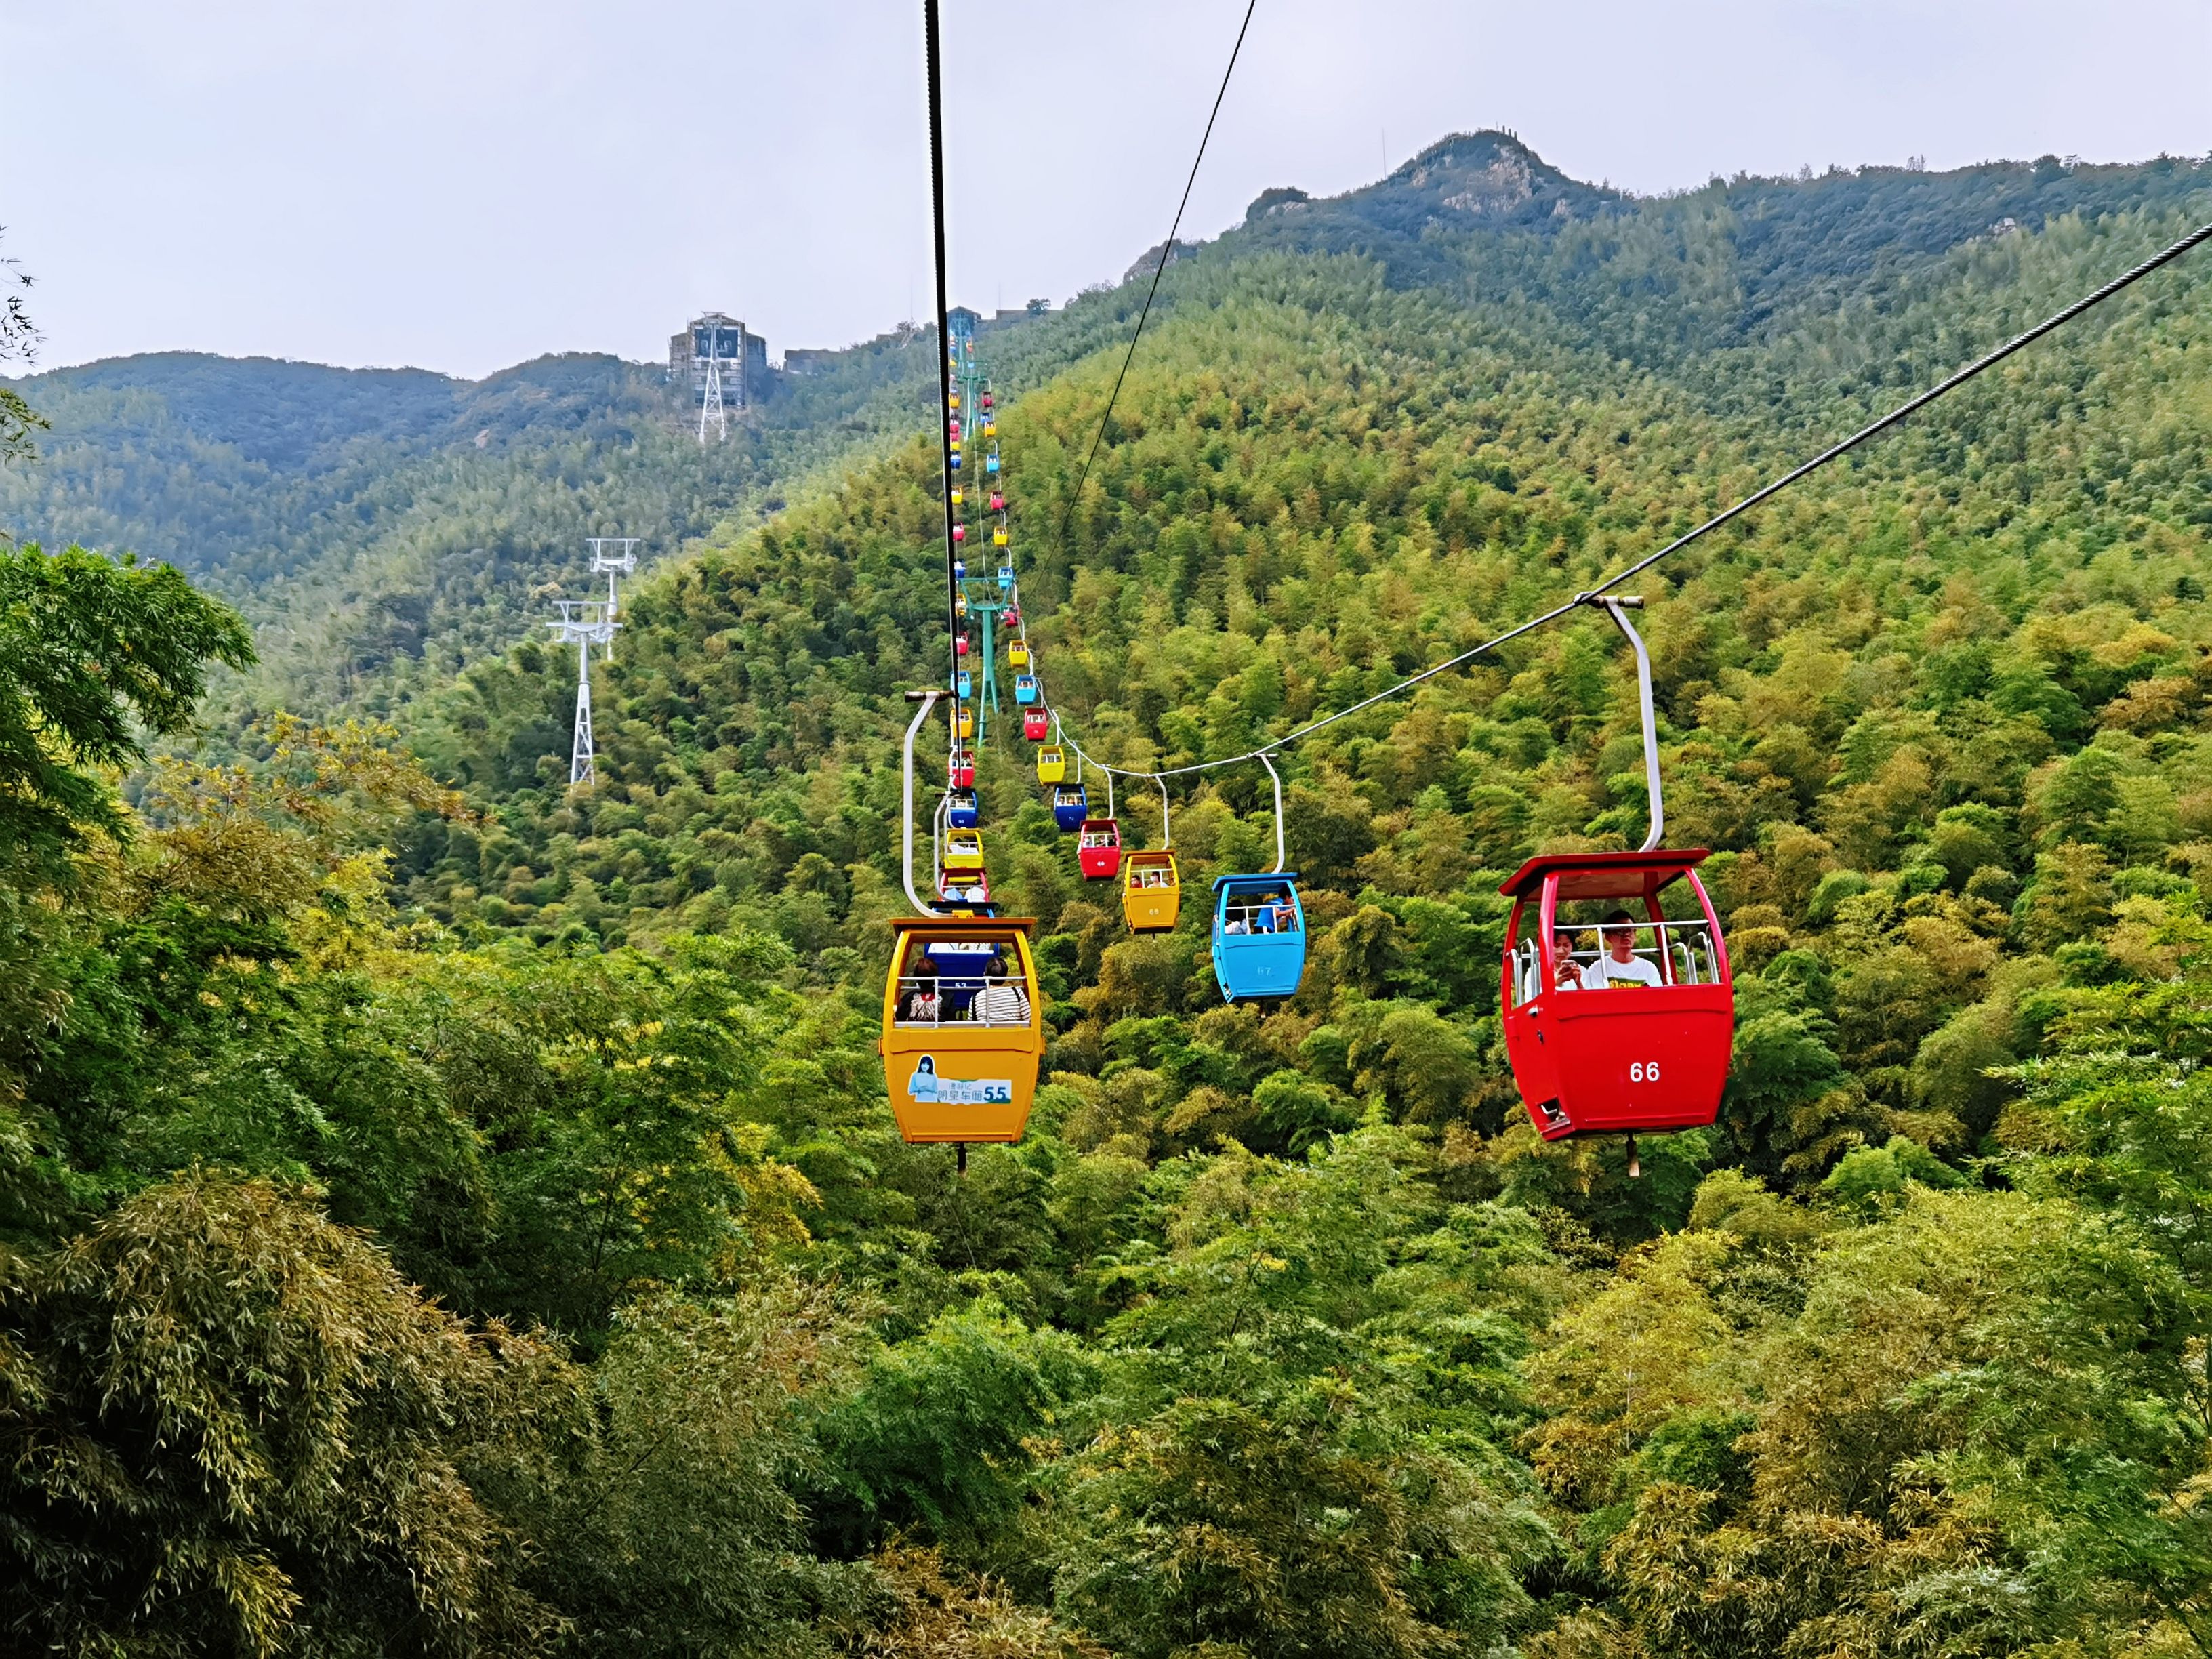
1586, 909, 1664, 987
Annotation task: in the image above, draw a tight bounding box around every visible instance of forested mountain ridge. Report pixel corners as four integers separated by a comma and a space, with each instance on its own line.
9, 134, 2207, 732
1227, 129, 2212, 352
0, 318, 1113, 722
7, 137, 2212, 1655
0, 347, 833, 712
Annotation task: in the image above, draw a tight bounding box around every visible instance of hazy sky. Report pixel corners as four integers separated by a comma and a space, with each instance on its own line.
7, 0, 2209, 379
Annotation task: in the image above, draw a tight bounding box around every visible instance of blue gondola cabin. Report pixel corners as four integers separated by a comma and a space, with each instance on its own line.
1212, 874, 1307, 1002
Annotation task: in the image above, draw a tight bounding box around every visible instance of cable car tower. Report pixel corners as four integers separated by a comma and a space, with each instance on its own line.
586, 537, 639, 659
547, 598, 618, 789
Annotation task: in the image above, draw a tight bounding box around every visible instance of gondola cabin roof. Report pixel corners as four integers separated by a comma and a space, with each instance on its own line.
892, 916, 1036, 941
1498, 848, 1711, 901
1212, 869, 1303, 893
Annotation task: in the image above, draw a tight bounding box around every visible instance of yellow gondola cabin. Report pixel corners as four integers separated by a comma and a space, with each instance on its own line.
943, 827, 985, 872
1036, 745, 1067, 784
1122, 850, 1181, 933
881, 918, 1043, 1143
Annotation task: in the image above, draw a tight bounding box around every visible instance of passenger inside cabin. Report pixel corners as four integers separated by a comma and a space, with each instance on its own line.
1553, 928, 1586, 991
1590, 909, 1664, 987
975, 953, 1031, 1026
903, 975, 941, 1023
1272, 901, 1298, 932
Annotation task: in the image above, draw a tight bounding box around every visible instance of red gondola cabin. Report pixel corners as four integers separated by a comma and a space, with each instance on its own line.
1077, 818, 1122, 881
1498, 849, 1733, 1141
1023, 708, 1050, 741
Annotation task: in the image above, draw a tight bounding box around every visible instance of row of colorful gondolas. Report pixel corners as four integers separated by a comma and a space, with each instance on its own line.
882, 359, 1734, 1169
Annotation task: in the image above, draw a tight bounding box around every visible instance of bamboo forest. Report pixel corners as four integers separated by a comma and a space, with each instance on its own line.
5, 29, 2212, 1658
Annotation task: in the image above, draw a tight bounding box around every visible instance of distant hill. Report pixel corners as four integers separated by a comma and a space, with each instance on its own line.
1208, 131, 2212, 354
0, 304, 1166, 728
5, 131, 2207, 735
0, 351, 768, 712
0, 340, 979, 719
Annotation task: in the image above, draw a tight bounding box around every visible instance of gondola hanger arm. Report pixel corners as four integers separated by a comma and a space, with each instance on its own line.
899, 689, 945, 918
1581, 595, 1664, 853
1259, 751, 1286, 875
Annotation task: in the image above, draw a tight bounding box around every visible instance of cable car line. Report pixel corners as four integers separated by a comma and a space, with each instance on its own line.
1039, 213, 2212, 790
924, 0, 963, 701
880, 3, 1054, 1158
1054, 0, 1258, 557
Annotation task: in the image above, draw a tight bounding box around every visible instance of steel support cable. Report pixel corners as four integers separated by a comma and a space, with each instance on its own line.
1036, 213, 2212, 788
1054, 0, 1258, 556
924, 0, 962, 715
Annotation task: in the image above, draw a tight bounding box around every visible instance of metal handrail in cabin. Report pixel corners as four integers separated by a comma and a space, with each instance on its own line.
893, 973, 1036, 1028
1219, 899, 1302, 935
1513, 918, 1721, 1004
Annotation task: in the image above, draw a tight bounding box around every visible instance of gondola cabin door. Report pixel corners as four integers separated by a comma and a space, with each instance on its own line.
1499, 850, 1733, 1140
